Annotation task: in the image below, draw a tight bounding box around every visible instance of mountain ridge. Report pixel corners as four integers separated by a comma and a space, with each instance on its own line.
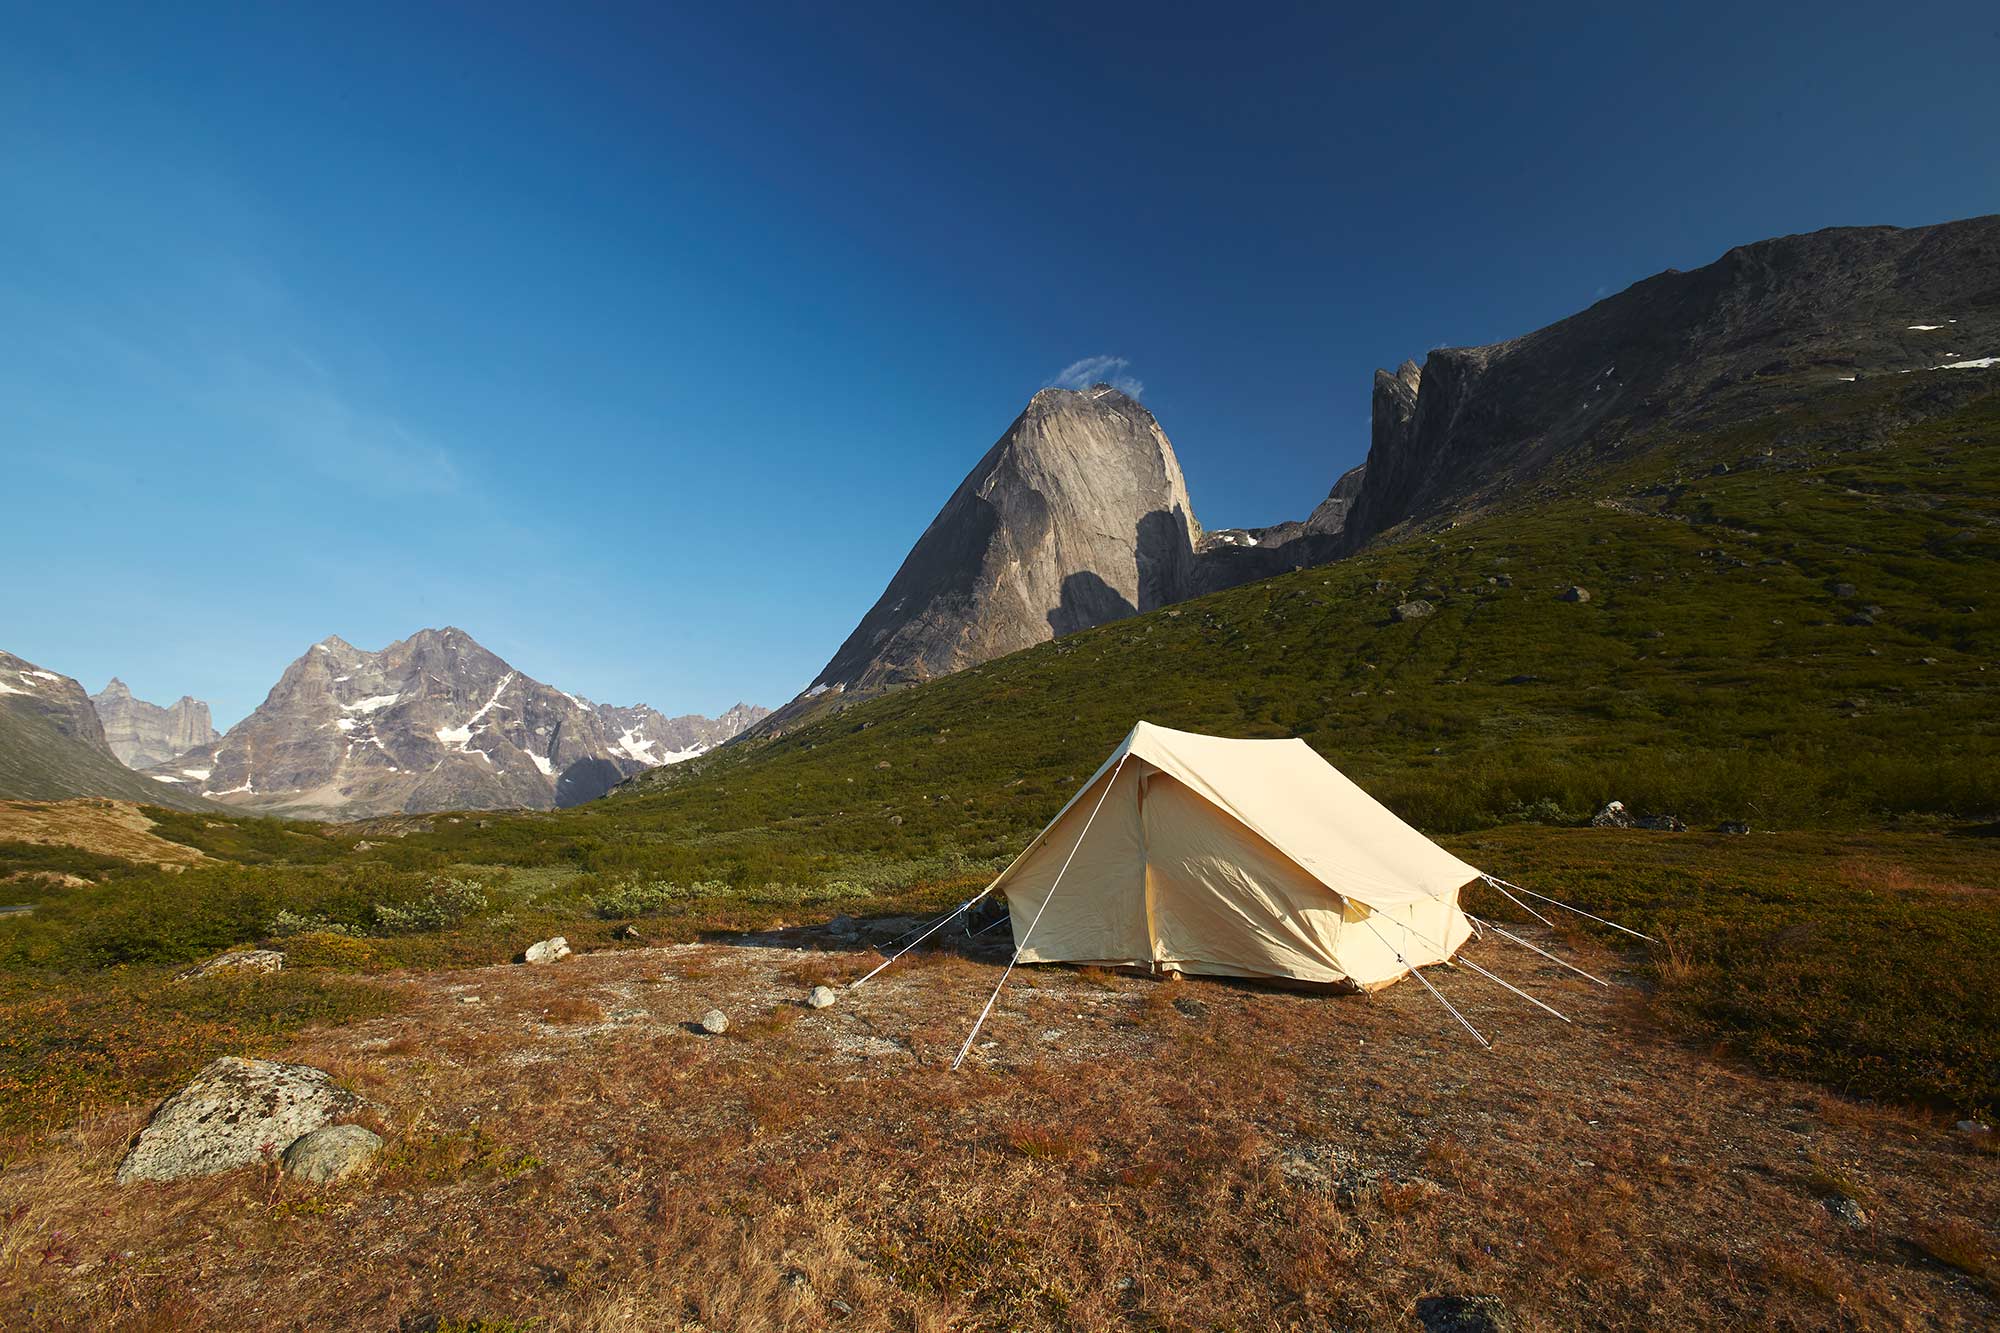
143, 628, 766, 819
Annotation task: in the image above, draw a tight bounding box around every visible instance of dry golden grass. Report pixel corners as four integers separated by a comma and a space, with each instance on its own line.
0, 799, 209, 868
2, 928, 1995, 1331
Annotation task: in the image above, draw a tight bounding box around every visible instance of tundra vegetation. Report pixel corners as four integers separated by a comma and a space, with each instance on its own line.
0, 377, 1995, 1327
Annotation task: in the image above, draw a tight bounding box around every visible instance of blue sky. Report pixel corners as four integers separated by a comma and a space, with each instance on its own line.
4, 2, 1996, 727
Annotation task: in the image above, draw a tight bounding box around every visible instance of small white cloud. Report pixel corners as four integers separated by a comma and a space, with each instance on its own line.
1052, 355, 1144, 399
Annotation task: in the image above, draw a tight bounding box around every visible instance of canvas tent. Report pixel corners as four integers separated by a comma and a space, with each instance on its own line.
986, 721, 1480, 990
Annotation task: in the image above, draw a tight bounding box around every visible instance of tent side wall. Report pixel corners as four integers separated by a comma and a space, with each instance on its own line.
1007, 763, 1151, 967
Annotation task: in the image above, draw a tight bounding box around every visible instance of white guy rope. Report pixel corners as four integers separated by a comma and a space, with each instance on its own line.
1454, 955, 1572, 1024
849, 895, 989, 988
1480, 874, 1556, 929
1483, 874, 1657, 944
1362, 916, 1490, 1049
1465, 913, 1610, 986
950, 754, 1131, 1071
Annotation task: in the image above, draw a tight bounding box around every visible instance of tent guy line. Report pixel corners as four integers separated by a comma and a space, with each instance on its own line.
846, 721, 1649, 1066
950, 753, 1133, 1071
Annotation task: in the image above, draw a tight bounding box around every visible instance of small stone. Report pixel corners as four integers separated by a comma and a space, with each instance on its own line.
1822, 1195, 1869, 1229
807, 985, 837, 1010
1844, 613, 1875, 627
1717, 821, 1750, 835
282, 1124, 383, 1184
1834, 582, 1858, 598
827, 914, 860, 940
523, 936, 572, 964
175, 949, 285, 982
1560, 586, 1591, 603
1392, 599, 1435, 622
700, 1009, 729, 1035
1172, 996, 1208, 1019
1956, 1119, 1992, 1134
613, 923, 644, 942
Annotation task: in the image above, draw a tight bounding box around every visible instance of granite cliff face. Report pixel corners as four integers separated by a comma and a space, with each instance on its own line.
0, 650, 217, 810
90, 678, 219, 769
148, 629, 765, 818
798, 384, 1204, 706
1340, 216, 2000, 546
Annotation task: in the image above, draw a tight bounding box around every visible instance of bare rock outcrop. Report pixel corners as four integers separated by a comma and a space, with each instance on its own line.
90, 678, 218, 769
116, 1056, 364, 1184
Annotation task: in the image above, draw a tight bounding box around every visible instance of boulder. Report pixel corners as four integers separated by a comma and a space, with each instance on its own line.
1589, 800, 1634, 829
807, 985, 837, 1010
1392, 600, 1435, 622
1560, 586, 1591, 603
1717, 821, 1751, 835
282, 1123, 383, 1184
523, 936, 572, 964
700, 1008, 729, 1035
827, 914, 861, 940
1821, 1195, 1869, 1229
117, 1057, 362, 1184
613, 923, 645, 942
175, 949, 285, 982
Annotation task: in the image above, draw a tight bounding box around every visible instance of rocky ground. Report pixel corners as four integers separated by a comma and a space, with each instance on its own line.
2, 920, 1995, 1331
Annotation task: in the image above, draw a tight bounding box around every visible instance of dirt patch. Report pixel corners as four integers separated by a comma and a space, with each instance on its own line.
0, 799, 209, 868
2, 931, 1994, 1330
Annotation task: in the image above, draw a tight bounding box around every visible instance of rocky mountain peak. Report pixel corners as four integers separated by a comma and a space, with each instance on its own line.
790, 382, 1204, 706
147, 629, 765, 819
90, 677, 219, 770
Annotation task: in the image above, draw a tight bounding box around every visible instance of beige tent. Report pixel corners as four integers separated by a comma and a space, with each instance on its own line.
986, 721, 1481, 990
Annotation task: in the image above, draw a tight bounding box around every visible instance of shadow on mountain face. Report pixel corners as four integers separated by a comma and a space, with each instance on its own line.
1048, 570, 1138, 638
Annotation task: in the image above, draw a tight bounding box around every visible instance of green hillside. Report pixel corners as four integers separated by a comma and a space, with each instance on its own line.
0, 697, 219, 813
3, 374, 1997, 1138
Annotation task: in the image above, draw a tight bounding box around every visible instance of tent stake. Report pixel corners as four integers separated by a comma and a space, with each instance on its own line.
951, 754, 1130, 1071
1465, 913, 1610, 986
1362, 917, 1490, 1049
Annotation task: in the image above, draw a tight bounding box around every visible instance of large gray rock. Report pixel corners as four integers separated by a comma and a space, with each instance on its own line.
116, 1057, 363, 1184
523, 936, 572, 964
281, 1123, 383, 1184
769, 385, 1205, 712
176, 949, 285, 982
1341, 217, 2000, 551
90, 678, 218, 770
141, 627, 766, 819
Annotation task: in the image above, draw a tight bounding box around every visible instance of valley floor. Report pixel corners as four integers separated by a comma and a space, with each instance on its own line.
4, 920, 1994, 1331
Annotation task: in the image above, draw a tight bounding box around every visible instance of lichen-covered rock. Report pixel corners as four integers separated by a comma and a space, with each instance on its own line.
1393, 600, 1435, 622
116, 1057, 362, 1184
523, 936, 572, 964
700, 1009, 729, 1035
807, 986, 837, 1010
175, 949, 285, 981
282, 1123, 383, 1184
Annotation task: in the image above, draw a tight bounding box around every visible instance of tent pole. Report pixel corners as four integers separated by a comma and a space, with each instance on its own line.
1361, 917, 1490, 1049
1465, 913, 1610, 986
1483, 875, 1657, 944
951, 754, 1131, 1071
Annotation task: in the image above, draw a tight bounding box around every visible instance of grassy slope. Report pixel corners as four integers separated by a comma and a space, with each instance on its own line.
2, 376, 1996, 1139
0, 700, 220, 812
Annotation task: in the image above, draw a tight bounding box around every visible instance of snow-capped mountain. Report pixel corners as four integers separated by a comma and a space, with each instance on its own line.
147, 628, 766, 818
